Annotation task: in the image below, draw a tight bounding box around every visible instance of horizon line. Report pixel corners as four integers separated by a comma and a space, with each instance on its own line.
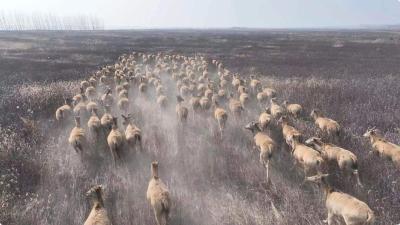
1, 23, 400, 32
0, 26, 399, 32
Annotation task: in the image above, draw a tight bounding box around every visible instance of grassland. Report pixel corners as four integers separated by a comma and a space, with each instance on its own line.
0, 29, 399, 225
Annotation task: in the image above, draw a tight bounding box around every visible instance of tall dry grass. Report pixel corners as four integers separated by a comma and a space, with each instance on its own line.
0, 30, 400, 225
0, 66, 399, 225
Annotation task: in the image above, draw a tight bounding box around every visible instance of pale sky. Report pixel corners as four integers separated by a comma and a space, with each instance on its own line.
2, 0, 400, 29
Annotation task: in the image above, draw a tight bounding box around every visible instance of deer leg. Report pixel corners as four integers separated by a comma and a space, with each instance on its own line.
154, 209, 162, 225
162, 212, 169, 225
323, 212, 334, 225
110, 145, 119, 168
353, 170, 363, 188
265, 160, 270, 182
73, 145, 80, 154
303, 166, 310, 178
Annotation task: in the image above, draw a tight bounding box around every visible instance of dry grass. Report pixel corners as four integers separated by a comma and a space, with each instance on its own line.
0, 30, 399, 225
0, 71, 398, 225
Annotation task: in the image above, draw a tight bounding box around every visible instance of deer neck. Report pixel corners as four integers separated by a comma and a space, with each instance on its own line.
322, 182, 334, 201
126, 122, 134, 129
111, 123, 118, 130
370, 134, 383, 144
249, 128, 256, 136
311, 114, 320, 120
254, 124, 262, 134
291, 139, 300, 153
151, 166, 159, 179
92, 192, 104, 209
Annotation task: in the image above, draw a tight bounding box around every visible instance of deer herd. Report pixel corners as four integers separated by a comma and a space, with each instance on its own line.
54, 51, 400, 225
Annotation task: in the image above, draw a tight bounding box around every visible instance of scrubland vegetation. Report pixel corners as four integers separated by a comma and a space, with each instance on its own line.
0, 30, 399, 225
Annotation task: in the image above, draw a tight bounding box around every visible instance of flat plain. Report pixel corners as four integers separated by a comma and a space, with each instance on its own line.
0, 29, 399, 225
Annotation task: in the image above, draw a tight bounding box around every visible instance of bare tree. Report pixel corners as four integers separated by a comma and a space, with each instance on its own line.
0, 11, 104, 30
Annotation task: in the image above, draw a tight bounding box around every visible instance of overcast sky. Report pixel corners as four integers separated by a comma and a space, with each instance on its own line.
2, 0, 400, 29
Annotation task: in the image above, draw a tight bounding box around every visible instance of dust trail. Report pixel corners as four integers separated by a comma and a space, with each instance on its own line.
21, 54, 327, 225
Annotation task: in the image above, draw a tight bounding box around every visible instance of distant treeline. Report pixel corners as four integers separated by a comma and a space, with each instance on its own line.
0, 12, 104, 30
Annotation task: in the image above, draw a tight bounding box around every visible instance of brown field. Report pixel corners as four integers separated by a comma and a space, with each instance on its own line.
0, 29, 399, 225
